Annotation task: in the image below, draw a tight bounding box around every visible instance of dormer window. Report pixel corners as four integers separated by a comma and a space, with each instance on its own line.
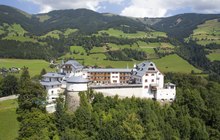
148, 67, 155, 71
150, 63, 153, 66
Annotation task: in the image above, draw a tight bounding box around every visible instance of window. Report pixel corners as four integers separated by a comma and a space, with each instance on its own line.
145, 86, 148, 89
145, 79, 148, 82
152, 79, 154, 82
148, 67, 155, 70
151, 74, 154, 76
51, 91, 54, 94
145, 74, 148, 76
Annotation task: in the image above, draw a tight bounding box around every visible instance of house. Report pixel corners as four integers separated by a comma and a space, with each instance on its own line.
131, 62, 176, 101
61, 60, 84, 77
40, 72, 65, 113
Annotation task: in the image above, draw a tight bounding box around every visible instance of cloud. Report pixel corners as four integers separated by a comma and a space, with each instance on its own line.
121, 0, 220, 17
24, 0, 124, 13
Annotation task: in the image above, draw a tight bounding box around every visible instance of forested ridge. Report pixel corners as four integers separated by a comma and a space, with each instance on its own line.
12, 69, 220, 140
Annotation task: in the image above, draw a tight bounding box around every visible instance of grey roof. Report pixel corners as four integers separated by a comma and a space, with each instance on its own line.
165, 82, 175, 86
64, 60, 83, 69
43, 72, 65, 78
40, 81, 62, 86
86, 68, 132, 73
66, 76, 88, 83
133, 61, 158, 77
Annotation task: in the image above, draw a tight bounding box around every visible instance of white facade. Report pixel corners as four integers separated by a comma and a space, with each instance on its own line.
110, 72, 120, 83
131, 62, 176, 101
66, 76, 89, 92
66, 83, 88, 92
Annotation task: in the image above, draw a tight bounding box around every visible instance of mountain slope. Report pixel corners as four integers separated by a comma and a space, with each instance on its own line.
151, 13, 220, 40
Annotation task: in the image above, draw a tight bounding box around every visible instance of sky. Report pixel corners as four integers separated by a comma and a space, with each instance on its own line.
0, 0, 220, 17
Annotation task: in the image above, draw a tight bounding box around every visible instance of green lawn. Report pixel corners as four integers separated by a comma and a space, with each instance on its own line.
0, 99, 19, 140
153, 54, 201, 73
0, 59, 55, 77
207, 49, 220, 61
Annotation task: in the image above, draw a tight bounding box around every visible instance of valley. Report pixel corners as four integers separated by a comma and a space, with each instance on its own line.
0, 5, 220, 140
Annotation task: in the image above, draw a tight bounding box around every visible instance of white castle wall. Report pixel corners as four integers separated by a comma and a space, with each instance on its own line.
66, 83, 88, 92
46, 103, 56, 113
156, 88, 176, 101
93, 87, 142, 98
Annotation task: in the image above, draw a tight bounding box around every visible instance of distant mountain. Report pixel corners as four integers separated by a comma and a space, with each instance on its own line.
0, 5, 147, 35
1, 5, 220, 39
149, 13, 220, 40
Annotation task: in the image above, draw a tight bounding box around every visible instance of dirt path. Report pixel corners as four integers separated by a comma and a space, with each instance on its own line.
0, 95, 18, 102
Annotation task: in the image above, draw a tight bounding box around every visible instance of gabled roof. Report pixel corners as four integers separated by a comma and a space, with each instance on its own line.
43, 72, 65, 78
63, 60, 83, 69
66, 76, 88, 83
132, 61, 159, 77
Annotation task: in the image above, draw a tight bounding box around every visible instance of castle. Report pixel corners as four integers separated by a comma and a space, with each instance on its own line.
40, 60, 176, 113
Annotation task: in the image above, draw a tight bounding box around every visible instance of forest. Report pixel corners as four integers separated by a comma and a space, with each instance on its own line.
11, 69, 220, 139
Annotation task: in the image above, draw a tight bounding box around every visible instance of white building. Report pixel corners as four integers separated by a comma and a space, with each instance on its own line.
66, 76, 88, 92
61, 60, 84, 77
41, 60, 176, 113
40, 72, 65, 113
131, 62, 176, 101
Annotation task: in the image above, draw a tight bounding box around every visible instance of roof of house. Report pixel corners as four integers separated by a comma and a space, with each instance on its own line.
86, 68, 132, 73
66, 76, 88, 83
132, 61, 159, 77
43, 72, 65, 78
40, 81, 62, 86
63, 60, 83, 69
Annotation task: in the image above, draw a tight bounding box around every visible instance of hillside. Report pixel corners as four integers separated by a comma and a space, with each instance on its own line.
0, 5, 148, 35
0, 5, 220, 79
151, 13, 220, 40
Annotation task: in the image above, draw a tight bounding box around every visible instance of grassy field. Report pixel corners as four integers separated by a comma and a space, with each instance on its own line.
0, 99, 19, 140
3, 36, 38, 43
0, 59, 55, 77
61, 46, 201, 73
64, 28, 78, 37
98, 28, 166, 39
188, 19, 220, 45
207, 49, 220, 61
153, 54, 201, 73
40, 30, 62, 39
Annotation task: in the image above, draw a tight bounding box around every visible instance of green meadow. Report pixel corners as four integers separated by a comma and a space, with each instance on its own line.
0, 99, 19, 140
40, 30, 62, 39
189, 19, 220, 45
153, 54, 201, 73
61, 45, 201, 73
0, 59, 55, 77
98, 28, 166, 38
207, 49, 220, 61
